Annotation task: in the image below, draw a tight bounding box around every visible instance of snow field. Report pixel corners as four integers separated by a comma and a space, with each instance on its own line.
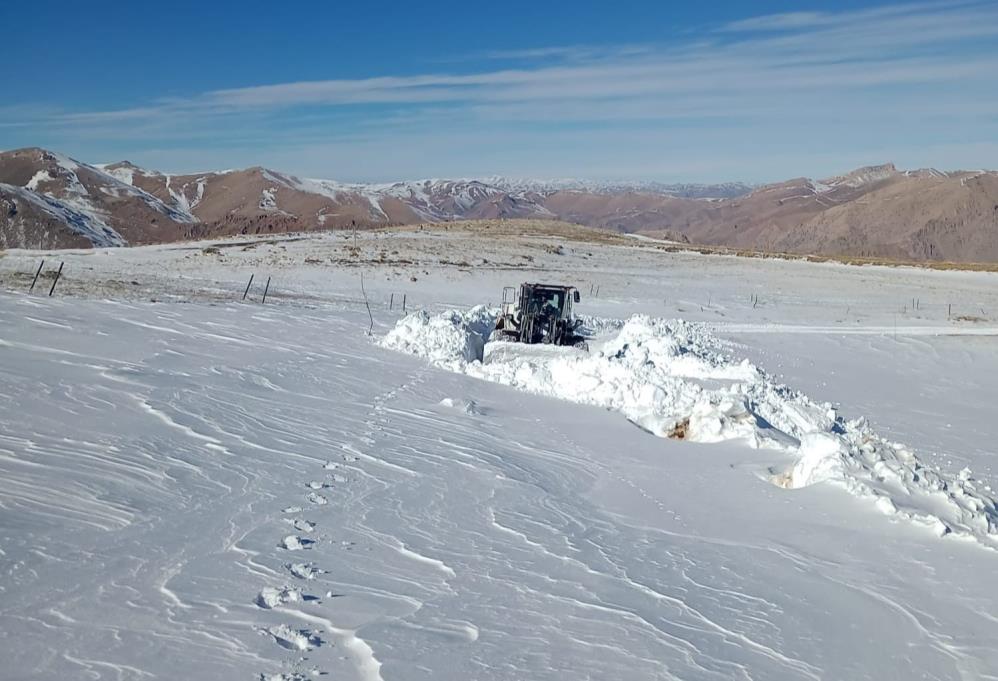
382, 307, 998, 549
3, 229, 998, 679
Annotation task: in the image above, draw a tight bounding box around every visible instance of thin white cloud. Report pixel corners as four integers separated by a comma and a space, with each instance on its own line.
33, 0, 991, 121
478, 44, 656, 62
718, 0, 981, 33
720, 11, 833, 32
6, 0, 998, 180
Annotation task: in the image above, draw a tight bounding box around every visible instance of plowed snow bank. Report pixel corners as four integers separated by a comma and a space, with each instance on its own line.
381, 308, 998, 549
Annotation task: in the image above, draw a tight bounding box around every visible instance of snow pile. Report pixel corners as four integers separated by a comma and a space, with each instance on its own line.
381, 305, 499, 366
382, 308, 998, 549
279, 535, 310, 550
440, 397, 484, 415
256, 586, 303, 609
261, 625, 321, 651
576, 314, 625, 338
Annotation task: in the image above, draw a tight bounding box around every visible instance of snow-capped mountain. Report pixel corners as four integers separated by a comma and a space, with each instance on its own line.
0, 148, 196, 249
483, 176, 755, 199
4, 148, 998, 263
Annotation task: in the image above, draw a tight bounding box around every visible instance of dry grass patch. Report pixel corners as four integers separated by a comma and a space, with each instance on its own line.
647, 242, 998, 273
385, 219, 636, 246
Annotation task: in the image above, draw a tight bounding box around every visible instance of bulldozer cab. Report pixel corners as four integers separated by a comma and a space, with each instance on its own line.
525, 285, 575, 321
496, 283, 585, 347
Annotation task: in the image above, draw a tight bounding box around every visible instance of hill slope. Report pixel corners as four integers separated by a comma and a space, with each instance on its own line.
0, 148, 196, 248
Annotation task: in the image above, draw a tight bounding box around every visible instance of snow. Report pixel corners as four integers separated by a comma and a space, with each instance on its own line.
25, 169, 55, 191
483, 175, 755, 199
255, 172, 556, 221
84, 169, 199, 225
260, 187, 280, 211
2, 228, 998, 679
256, 587, 303, 610
383, 307, 998, 548
102, 165, 135, 186
262, 625, 321, 651
164, 174, 206, 216
1, 182, 126, 247
823, 163, 898, 189
17, 154, 197, 239
272, 173, 390, 221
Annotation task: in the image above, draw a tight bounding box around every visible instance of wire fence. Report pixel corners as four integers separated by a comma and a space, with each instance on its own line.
3, 258, 995, 327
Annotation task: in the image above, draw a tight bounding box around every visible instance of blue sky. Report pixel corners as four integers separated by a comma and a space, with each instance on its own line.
1, 0, 996, 182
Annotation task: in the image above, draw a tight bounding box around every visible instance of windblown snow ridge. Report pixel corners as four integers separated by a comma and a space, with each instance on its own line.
381, 307, 998, 549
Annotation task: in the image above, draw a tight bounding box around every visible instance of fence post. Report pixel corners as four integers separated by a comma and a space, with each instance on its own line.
261, 276, 271, 304
48, 262, 64, 297
360, 273, 373, 335
29, 259, 44, 292
403, 294, 407, 313
243, 274, 255, 300
390, 293, 394, 310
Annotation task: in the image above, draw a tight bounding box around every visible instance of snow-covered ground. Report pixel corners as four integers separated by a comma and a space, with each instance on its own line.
2, 228, 998, 680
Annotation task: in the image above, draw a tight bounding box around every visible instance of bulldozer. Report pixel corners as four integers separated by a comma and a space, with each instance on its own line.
492, 283, 587, 347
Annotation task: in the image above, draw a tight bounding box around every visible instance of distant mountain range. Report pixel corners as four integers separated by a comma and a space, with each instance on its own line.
2, 147, 997, 263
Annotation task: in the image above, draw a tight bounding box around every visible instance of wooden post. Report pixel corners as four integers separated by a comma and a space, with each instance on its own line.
390, 293, 394, 311
360, 273, 373, 335
403, 294, 407, 313
948, 303, 952, 319
261, 276, 271, 304
29, 259, 44, 292
48, 261, 64, 297
243, 274, 254, 300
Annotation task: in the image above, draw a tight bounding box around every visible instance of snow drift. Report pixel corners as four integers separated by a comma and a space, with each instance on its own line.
382, 308, 998, 549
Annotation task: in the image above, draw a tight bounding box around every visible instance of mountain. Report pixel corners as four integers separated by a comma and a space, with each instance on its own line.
628, 163, 998, 262
3, 147, 998, 263
770, 168, 998, 262
98, 163, 558, 229
483, 177, 754, 199
0, 148, 196, 249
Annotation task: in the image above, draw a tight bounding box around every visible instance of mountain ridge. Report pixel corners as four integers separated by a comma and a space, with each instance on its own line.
3, 147, 998, 263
